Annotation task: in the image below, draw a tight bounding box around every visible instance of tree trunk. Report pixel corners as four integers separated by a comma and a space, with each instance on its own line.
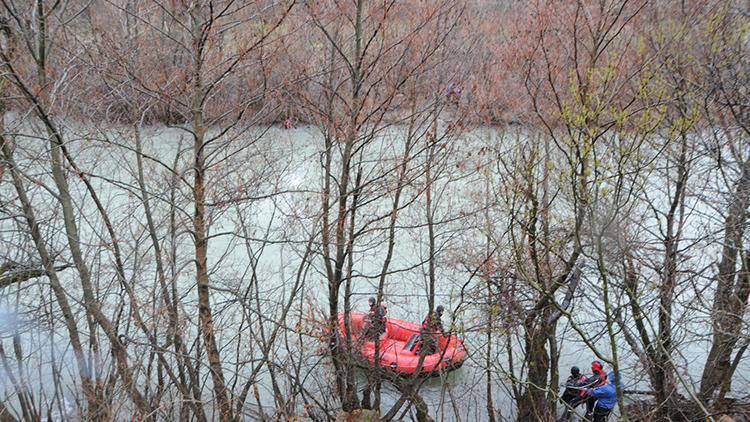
700, 158, 750, 401
190, 35, 233, 421
652, 135, 688, 417
518, 321, 553, 421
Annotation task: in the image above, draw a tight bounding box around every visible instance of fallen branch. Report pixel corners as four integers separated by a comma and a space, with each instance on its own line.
0, 262, 71, 288
623, 390, 658, 396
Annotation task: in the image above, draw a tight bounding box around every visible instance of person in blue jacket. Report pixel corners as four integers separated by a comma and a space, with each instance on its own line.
583, 371, 622, 421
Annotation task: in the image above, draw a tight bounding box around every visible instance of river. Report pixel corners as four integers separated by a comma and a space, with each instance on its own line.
0, 120, 747, 420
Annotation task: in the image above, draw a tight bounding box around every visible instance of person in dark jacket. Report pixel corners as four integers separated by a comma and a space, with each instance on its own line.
422, 305, 446, 334
419, 305, 446, 355
364, 297, 387, 340
560, 366, 587, 409
583, 371, 622, 422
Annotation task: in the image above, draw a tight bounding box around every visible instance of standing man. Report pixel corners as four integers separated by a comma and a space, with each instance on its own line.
364, 297, 387, 340
420, 305, 446, 355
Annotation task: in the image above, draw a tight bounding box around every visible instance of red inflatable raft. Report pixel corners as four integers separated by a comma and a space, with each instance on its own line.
337, 312, 467, 376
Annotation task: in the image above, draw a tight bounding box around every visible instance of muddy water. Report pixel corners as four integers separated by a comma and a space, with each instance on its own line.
0, 122, 746, 420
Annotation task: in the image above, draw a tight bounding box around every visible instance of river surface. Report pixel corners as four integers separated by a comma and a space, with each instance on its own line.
0, 120, 747, 420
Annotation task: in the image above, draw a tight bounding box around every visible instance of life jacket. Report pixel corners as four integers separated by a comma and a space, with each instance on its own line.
422, 313, 435, 330
422, 312, 445, 336
592, 369, 607, 387
369, 304, 387, 323
575, 375, 587, 395
564, 375, 587, 397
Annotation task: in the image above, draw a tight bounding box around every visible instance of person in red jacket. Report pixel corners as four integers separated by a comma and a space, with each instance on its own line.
581, 361, 607, 387
580, 361, 607, 416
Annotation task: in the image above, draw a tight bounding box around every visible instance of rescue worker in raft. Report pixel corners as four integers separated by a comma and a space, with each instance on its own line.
419, 305, 446, 355
364, 297, 387, 341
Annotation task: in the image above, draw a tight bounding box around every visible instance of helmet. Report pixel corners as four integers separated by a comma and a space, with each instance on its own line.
435, 305, 444, 315
591, 361, 603, 372
368, 297, 376, 306
571, 366, 580, 377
